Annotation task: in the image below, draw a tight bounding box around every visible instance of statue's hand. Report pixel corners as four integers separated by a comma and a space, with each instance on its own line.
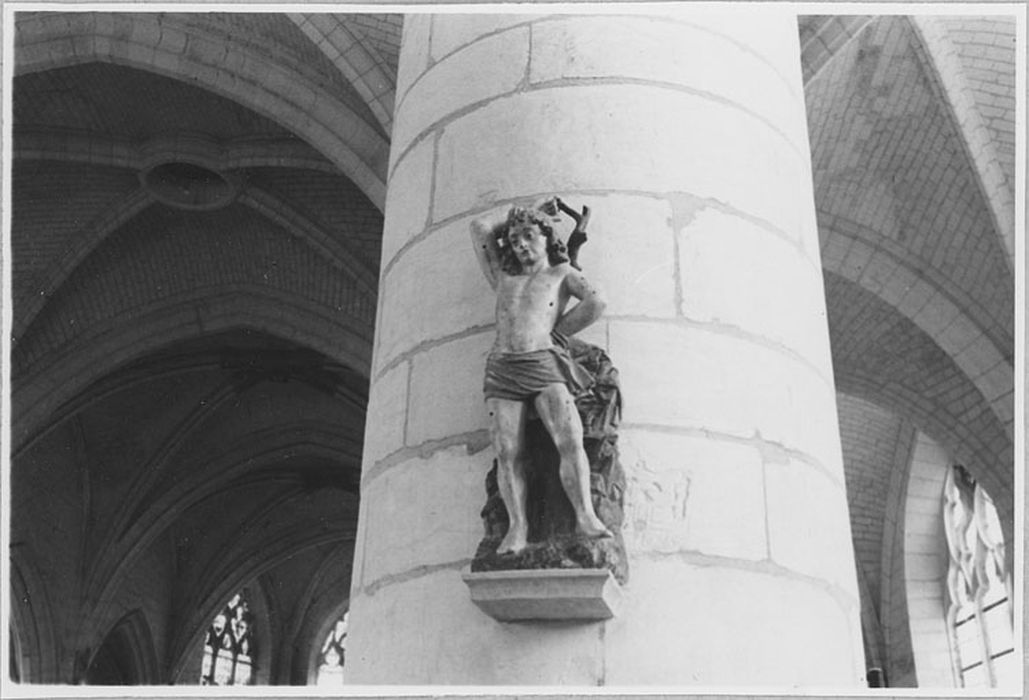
539, 197, 560, 216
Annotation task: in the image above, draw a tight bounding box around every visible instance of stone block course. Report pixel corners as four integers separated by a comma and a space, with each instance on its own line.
362, 361, 409, 465
435, 85, 808, 235
765, 457, 856, 592
603, 558, 863, 685
571, 194, 677, 318
610, 320, 842, 474
429, 13, 534, 61
392, 27, 529, 155
680, 208, 831, 368
406, 333, 493, 446
354, 448, 485, 591
619, 428, 767, 561
529, 15, 805, 142
394, 15, 431, 98
374, 219, 495, 374
348, 568, 604, 684
381, 135, 434, 268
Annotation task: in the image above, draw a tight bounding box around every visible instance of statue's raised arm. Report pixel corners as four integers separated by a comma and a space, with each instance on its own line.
470, 210, 508, 290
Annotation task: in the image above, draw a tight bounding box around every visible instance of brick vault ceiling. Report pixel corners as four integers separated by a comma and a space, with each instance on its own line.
938, 16, 1017, 194
338, 13, 404, 76
805, 15, 1014, 352
11, 13, 1014, 444
14, 62, 296, 141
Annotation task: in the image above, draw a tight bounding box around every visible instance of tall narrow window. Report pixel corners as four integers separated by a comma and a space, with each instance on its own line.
199, 589, 256, 685
943, 465, 1014, 688
315, 610, 348, 686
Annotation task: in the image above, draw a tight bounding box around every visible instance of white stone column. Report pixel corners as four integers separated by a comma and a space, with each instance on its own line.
347, 10, 865, 686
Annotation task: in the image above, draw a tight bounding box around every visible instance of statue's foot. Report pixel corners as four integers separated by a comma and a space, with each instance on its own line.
577, 517, 614, 539
496, 530, 528, 555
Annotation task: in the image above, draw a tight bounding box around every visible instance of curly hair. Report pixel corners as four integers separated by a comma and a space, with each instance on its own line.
496, 205, 569, 274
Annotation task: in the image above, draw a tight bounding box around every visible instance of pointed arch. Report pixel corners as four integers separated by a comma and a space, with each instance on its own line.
12, 286, 373, 451
84, 609, 160, 684
15, 12, 388, 208
8, 551, 59, 682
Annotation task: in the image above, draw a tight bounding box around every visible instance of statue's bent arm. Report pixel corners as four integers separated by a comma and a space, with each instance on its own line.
555, 268, 607, 337
470, 213, 506, 290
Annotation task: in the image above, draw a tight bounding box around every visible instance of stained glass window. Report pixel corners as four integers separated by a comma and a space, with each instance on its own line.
199, 589, 256, 685
315, 610, 348, 686
943, 465, 1014, 688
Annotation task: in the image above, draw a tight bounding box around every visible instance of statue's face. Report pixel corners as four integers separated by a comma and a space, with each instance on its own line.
508, 222, 547, 265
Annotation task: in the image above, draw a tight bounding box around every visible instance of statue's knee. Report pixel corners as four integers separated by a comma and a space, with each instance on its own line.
554, 433, 583, 460
496, 439, 521, 465
559, 470, 577, 491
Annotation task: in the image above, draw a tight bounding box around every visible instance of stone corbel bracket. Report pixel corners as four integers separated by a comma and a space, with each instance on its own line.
462, 568, 623, 622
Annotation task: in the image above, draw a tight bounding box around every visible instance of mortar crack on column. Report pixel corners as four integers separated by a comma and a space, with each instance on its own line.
621, 421, 844, 490
392, 79, 807, 180
401, 359, 413, 448
528, 77, 807, 159
382, 188, 817, 280
375, 324, 494, 381
395, 20, 534, 115
357, 558, 473, 598
608, 314, 836, 389
638, 550, 860, 613
646, 16, 802, 100
761, 456, 773, 560
361, 430, 492, 488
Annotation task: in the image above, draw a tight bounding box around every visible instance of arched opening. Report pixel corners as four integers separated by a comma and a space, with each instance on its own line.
895, 433, 1015, 690
84, 610, 158, 685
307, 600, 351, 686
941, 465, 1015, 688
9, 625, 22, 682
199, 589, 259, 686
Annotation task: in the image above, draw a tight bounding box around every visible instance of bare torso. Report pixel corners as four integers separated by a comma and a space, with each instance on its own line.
493, 264, 570, 353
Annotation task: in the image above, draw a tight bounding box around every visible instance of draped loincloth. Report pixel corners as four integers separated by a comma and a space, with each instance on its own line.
483, 341, 593, 401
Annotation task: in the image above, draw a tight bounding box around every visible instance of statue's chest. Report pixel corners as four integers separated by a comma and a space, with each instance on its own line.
501, 274, 561, 308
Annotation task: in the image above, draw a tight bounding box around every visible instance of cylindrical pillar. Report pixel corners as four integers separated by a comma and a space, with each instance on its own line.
348, 10, 865, 686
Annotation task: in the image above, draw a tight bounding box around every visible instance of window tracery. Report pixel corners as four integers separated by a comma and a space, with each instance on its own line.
315, 610, 348, 685
199, 589, 256, 685
943, 465, 1014, 688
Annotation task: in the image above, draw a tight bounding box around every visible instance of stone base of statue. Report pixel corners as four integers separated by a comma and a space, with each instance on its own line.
462, 568, 622, 622
469, 338, 629, 600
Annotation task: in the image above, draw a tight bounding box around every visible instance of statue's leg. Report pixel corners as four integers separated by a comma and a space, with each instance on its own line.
486, 397, 530, 553
534, 384, 613, 539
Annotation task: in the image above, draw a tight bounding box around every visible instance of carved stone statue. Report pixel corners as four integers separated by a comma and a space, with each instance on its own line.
469, 199, 628, 584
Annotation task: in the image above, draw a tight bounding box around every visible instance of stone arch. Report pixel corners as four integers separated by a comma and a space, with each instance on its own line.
13, 130, 340, 174
836, 372, 1012, 574
14, 12, 388, 208
8, 551, 59, 682
83, 609, 160, 684
898, 432, 957, 688
82, 428, 361, 624
288, 13, 396, 133
878, 415, 918, 687
13, 132, 371, 339
909, 16, 1014, 268
12, 286, 373, 451
279, 537, 356, 684
168, 525, 354, 684
823, 230, 1012, 435
305, 596, 351, 685
169, 578, 275, 685
855, 564, 886, 680
13, 187, 154, 340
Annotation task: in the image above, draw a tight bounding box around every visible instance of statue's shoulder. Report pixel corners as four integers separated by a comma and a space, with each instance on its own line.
550, 261, 574, 276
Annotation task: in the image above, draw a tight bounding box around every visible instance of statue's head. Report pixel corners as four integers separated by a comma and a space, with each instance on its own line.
498, 204, 568, 274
